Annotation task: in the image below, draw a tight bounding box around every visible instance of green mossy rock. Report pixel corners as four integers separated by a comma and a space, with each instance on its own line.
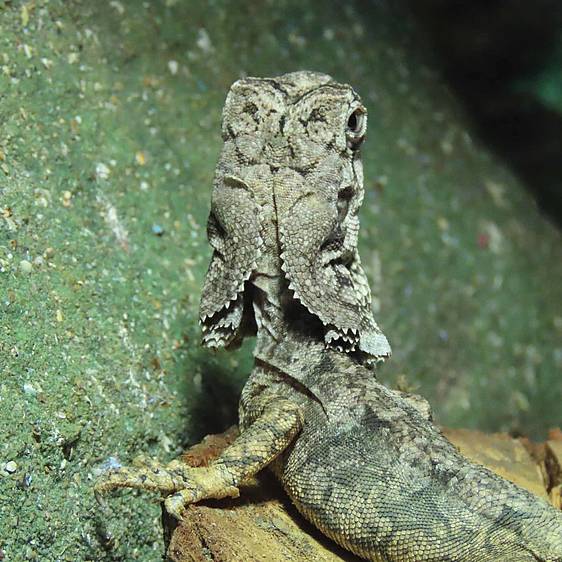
1, 1, 560, 560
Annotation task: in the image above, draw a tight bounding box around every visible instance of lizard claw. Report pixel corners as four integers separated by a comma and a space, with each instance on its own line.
163, 482, 240, 519
164, 489, 196, 520
94, 459, 239, 509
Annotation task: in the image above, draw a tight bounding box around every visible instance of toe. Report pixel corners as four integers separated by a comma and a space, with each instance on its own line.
95, 465, 182, 494
164, 489, 196, 520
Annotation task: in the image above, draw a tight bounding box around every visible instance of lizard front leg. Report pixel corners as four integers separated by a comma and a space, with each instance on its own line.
94, 395, 303, 519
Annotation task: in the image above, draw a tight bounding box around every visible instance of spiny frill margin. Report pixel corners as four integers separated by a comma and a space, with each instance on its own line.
276, 180, 391, 363
199, 175, 264, 348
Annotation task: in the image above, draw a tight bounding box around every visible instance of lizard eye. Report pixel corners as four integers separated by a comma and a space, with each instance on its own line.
347, 112, 359, 131
346, 106, 367, 149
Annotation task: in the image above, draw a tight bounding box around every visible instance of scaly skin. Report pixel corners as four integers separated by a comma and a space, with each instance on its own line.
96, 71, 562, 561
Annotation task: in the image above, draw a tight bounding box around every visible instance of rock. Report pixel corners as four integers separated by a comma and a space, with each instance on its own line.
19, 260, 32, 274
545, 439, 562, 509
4, 461, 17, 474
442, 428, 548, 500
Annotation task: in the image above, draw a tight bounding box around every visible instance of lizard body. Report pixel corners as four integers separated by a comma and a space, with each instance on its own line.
96, 71, 562, 562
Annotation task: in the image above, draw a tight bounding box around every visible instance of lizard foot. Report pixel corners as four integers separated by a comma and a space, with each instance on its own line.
163, 483, 238, 520
94, 458, 239, 519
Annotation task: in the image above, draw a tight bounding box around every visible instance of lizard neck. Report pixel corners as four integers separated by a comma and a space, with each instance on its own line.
249, 271, 338, 381
247, 174, 356, 376
248, 267, 379, 391
251, 272, 317, 350
249, 176, 322, 354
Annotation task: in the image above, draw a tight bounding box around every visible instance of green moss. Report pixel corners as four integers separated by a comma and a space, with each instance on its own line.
1, 0, 561, 559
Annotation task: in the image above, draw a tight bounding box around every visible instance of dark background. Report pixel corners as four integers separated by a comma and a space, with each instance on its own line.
410, 0, 562, 227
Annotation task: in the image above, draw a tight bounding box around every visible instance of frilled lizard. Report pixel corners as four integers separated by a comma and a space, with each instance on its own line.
96, 71, 562, 562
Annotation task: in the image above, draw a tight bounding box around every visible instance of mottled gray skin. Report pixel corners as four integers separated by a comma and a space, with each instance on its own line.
96, 71, 562, 561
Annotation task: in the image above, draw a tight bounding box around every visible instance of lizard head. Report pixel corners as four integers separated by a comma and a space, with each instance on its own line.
199, 72, 391, 361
